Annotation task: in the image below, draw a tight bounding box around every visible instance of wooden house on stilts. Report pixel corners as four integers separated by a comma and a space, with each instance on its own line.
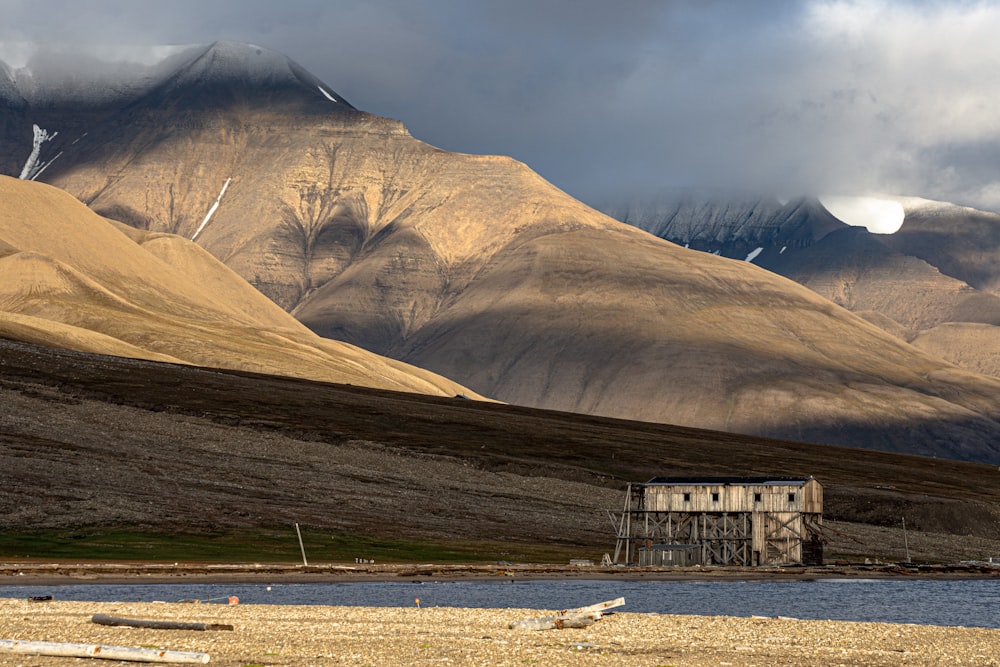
610, 477, 824, 567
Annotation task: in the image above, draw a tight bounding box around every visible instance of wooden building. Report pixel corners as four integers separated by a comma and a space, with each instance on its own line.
609, 476, 823, 567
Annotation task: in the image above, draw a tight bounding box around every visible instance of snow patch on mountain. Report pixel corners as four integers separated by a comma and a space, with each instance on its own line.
192, 177, 232, 242
745, 247, 764, 263
30, 150, 62, 180
318, 86, 340, 103
18, 124, 57, 180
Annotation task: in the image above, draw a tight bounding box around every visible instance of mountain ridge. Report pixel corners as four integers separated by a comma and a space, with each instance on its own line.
0, 41, 354, 110
603, 192, 1000, 379
5, 42, 1000, 461
603, 195, 847, 253
0, 174, 479, 397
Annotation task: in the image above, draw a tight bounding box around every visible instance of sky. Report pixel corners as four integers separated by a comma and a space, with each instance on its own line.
3, 0, 1000, 211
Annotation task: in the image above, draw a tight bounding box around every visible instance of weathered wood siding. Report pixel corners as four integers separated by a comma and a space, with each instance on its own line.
753, 511, 803, 564
801, 478, 823, 515
614, 478, 824, 566
643, 483, 819, 514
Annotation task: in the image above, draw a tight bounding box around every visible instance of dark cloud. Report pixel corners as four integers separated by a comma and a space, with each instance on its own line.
4, 0, 1000, 210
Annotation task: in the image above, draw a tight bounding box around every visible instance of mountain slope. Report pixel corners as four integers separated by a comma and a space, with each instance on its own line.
883, 197, 1000, 295
5, 42, 1000, 461
5, 337, 1000, 563
0, 175, 476, 397
604, 194, 1000, 378
602, 195, 846, 255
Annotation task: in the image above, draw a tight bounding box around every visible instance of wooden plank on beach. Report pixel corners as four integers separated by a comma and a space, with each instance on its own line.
92, 614, 234, 631
509, 615, 596, 631
0, 639, 210, 663
509, 597, 625, 631
559, 597, 625, 616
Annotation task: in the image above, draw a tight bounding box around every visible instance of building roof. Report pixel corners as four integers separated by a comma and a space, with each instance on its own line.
645, 476, 816, 486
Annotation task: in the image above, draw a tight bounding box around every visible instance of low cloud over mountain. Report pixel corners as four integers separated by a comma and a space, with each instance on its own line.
4, 42, 1000, 462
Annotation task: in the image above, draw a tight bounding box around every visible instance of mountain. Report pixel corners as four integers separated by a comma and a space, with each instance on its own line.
604, 194, 1000, 378
602, 195, 846, 254
0, 174, 476, 397
5, 42, 1000, 461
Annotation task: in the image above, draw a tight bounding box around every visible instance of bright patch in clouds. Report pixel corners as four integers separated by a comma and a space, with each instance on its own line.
819, 196, 905, 234
789, 2, 1000, 210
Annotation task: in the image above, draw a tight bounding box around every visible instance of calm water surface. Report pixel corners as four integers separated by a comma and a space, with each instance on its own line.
2, 579, 999, 629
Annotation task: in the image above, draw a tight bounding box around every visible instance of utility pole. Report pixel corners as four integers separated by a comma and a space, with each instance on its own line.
295, 523, 309, 566
902, 517, 911, 563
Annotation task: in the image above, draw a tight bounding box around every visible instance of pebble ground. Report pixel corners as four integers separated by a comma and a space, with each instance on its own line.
1, 598, 998, 666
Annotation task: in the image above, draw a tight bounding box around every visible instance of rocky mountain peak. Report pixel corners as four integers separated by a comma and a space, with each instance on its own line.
600, 193, 846, 253
0, 41, 354, 111
148, 41, 354, 109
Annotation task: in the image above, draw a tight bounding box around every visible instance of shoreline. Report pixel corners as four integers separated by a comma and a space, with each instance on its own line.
2, 560, 999, 586
1, 597, 998, 666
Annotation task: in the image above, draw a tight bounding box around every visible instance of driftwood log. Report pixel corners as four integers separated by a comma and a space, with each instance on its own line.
509, 596, 625, 631
557, 597, 626, 617
509, 615, 596, 630
92, 614, 234, 631
0, 638, 210, 663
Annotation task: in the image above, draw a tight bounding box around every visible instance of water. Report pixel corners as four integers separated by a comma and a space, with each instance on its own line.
2, 579, 999, 629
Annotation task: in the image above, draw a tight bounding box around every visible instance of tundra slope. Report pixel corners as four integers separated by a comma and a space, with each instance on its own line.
4, 337, 1000, 563
4, 42, 1000, 461
0, 175, 476, 396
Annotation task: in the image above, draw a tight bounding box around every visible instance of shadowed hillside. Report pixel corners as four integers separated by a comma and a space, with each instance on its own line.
4, 42, 1000, 461
3, 338, 1000, 563
0, 175, 476, 397
605, 194, 1000, 378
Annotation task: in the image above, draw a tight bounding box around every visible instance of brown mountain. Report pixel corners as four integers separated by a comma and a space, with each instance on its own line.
606, 195, 1000, 378
774, 222, 1000, 377
0, 175, 476, 397
881, 198, 1000, 375
5, 42, 1000, 461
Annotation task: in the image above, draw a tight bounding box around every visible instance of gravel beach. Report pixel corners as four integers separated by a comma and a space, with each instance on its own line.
0, 598, 997, 666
